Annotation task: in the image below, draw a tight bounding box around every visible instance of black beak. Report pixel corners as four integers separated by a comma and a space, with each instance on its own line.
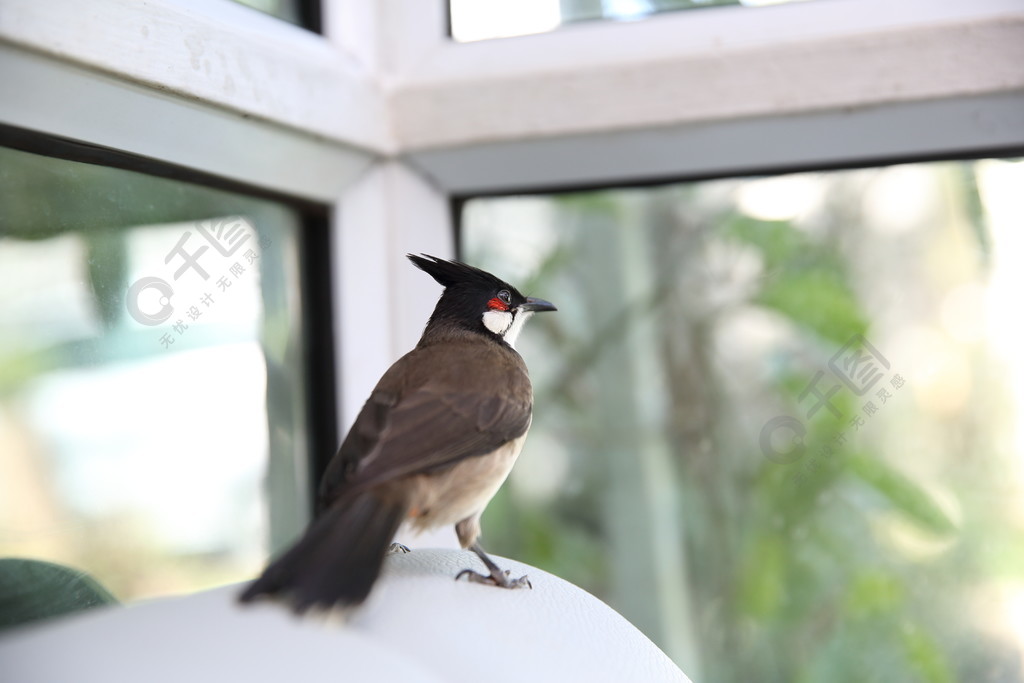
520, 297, 557, 313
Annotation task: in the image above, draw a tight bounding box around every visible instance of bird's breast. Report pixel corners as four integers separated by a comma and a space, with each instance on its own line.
406, 428, 530, 531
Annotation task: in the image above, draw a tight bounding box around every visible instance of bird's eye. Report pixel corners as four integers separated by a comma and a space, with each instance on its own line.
487, 290, 513, 312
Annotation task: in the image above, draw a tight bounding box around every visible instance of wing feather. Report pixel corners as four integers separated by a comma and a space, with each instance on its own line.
317, 342, 532, 512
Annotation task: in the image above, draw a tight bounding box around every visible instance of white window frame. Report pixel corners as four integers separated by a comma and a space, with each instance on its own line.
387, 0, 1024, 192
2, 0, 1022, 522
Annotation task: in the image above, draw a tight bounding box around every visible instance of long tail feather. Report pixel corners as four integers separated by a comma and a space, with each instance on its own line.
238, 491, 407, 612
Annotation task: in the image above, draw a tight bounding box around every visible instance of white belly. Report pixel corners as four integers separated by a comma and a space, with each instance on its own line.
408, 432, 527, 531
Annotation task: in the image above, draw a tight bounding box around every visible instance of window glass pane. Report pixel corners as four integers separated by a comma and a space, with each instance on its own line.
0, 145, 312, 609
451, 0, 813, 42
230, 0, 317, 30
461, 158, 1024, 682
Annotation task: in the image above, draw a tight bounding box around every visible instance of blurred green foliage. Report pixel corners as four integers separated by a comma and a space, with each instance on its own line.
466, 160, 1024, 682
0, 145, 309, 603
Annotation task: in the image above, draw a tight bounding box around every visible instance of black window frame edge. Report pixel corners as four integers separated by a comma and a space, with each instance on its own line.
231, 0, 323, 34
299, 212, 339, 507
0, 123, 338, 515
299, 0, 323, 34
451, 144, 1024, 206
450, 144, 1024, 254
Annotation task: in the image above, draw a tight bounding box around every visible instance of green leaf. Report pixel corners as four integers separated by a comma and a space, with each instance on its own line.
901, 624, 955, 683
757, 269, 867, 345
847, 455, 957, 536
722, 217, 867, 344
844, 570, 904, 618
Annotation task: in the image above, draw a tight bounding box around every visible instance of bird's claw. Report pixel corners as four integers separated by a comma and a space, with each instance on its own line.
387, 543, 411, 554
455, 568, 532, 590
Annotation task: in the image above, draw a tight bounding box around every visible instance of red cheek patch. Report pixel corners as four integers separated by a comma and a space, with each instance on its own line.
487, 297, 510, 311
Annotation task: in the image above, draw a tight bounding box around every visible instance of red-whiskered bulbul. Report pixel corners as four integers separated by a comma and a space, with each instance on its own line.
239, 254, 556, 612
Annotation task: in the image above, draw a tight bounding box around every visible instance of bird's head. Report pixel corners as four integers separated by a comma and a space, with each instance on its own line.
408, 254, 556, 348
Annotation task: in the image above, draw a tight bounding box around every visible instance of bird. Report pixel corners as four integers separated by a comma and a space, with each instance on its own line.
239, 253, 557, 613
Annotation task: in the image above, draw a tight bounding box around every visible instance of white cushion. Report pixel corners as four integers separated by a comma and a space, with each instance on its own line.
0, 548, 693, 683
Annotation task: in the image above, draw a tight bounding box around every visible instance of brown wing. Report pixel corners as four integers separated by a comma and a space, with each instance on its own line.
317, 341, 533, 512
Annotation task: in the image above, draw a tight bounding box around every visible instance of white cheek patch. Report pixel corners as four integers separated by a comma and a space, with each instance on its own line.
482, 310, 513, 337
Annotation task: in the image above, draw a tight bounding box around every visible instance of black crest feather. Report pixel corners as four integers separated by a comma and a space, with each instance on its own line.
407, 254, 512, 291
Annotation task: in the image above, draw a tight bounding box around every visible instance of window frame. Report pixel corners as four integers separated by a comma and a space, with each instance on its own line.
389, 0, 1024, 194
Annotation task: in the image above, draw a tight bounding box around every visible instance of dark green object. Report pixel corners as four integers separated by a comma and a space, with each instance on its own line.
0, 558, 119, 633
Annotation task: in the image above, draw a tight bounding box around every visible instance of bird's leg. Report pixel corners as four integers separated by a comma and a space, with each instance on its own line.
387, 542, 411, 554
456, 542, 531, 590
